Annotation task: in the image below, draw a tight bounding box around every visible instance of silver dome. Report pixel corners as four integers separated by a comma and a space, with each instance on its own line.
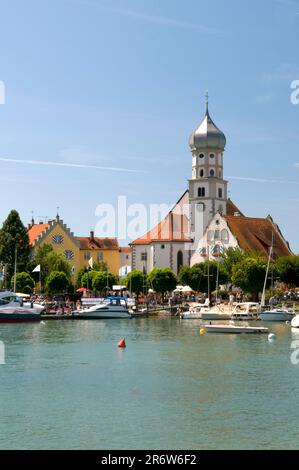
189, 104, 226, 151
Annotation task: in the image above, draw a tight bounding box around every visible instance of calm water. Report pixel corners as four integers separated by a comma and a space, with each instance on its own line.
0, 318, 298, 450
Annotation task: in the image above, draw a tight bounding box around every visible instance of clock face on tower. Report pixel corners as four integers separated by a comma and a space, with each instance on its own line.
53, 234, 64, 244
64, 250, 74, 260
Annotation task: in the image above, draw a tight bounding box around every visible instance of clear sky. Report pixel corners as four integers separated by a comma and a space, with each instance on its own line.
0, 0, 298, 251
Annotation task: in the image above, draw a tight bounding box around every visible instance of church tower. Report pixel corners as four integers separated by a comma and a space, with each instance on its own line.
188, 94, 228, 247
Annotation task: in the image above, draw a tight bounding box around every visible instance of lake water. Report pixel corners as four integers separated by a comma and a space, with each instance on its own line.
0, 318, 298, 450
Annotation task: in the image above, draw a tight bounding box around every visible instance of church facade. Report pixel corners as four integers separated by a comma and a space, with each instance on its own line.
131, 97, 292, 272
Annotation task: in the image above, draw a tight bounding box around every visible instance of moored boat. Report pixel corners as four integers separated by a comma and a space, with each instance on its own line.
291, 314, 299, 328
259, 308, 295, 322
74, 297, 131, 319
0, 307, 41, 323
204, 323, 269, 334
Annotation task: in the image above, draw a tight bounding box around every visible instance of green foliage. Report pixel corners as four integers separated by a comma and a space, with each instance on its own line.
232, 257, 267, 300
0, 210, 31, 281
10, 272, 35, 294
147, 268, 177, 295
46, 271, 70, 294
179, 262, 227, 293
81, 270, 98, 288
275, 256, 299, 286
32, 244, 71, 288
92, 271, 118, 292
124, 270, 145, 294
221, 248, 248, 280
93, 261, 108, 272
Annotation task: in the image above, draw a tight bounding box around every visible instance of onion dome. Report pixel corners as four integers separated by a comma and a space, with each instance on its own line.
189, 94, 226, 151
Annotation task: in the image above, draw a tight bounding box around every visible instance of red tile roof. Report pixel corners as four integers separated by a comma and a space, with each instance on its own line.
120, 247, 132, 253
225, 215, 292, 257
131, 191, 192, 245
77, 237, 119, 250
28, 223, 49, 245
227, 199, 244, 216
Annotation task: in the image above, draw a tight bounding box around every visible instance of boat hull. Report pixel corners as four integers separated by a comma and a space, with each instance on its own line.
291, 315, 299, 328
260, 311, 295, 322
205, 324, 269, 334
0, 312, 41, 322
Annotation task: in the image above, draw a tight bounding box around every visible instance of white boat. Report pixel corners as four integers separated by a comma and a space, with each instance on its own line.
0, 291, 44, 313
204, 323, 269, 334
231, 302, 260, 321
75, 297, 131, 319
259, 308, 295, 322
291, 315, 299, 328
181, 303, 232, 320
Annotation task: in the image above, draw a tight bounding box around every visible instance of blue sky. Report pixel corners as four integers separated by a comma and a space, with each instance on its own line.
0, 0, 298, 251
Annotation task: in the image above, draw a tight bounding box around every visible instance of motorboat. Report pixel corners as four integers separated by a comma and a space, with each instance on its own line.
181, 303, 232, 320
0, 291, 43, 322
74, 297, 131, 319
259, 308, 295, 322
291, 315, 299, 328
231, 302, 260, 321
203, 323, 269, 334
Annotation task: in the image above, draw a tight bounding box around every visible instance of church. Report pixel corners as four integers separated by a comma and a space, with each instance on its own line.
131, 96, 292, 273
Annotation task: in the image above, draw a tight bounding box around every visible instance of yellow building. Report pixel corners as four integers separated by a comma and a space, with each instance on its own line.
28, 215, 120, 276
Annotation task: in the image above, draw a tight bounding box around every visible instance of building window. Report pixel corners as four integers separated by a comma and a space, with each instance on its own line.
210, 169, 215, 177
161, 245, 165, 249
84, 252, 91, 260
199, 153, 204, 159
210, 153, 215, 159
218, 188, 223, 198
177, 251, 183, 274
197, 202, 205, 212
200, 169, 204, 177
64, 250, 74, 260
214, 230, 220, 240
97, 252, 103, 261
198, 187, 205, 197
126, 255, 129, 260
141, 252, 147, 261
207, 230, 214, 243
221, 229, 229, 243
52, 234, 64, 244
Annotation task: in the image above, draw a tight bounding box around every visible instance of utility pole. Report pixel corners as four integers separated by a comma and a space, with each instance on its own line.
13, 245, 17, 293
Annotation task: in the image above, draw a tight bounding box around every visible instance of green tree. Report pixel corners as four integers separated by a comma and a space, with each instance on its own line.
81, 270, 98, 289
92, 271, 117, 292
147, 268, 177, 298
232, 257, 267, 301
93, 260, 108, 272
275, 255, 299, 286
124, 270, 145, 296
10, 272, 35, 294
0, 210, 31, 282
221, 247, 248, 281
46, 271, 70, 294
31, 244, 71, 289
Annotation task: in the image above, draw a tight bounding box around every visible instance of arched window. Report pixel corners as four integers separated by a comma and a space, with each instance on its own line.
177, 251, 183, 274
197, 202, 205, 212
200, 169, 204, 177
198, 187, 205, 197
210, 169, 215, 177
218, 188, 223, 198
221, 229, 229, 243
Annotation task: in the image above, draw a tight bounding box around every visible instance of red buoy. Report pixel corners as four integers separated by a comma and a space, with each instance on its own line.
118, 337, 126, 348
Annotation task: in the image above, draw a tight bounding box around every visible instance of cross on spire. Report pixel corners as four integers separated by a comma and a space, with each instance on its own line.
205, 91, 209, 113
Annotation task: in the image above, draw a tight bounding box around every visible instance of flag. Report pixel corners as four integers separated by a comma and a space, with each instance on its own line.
88, 257, 93, 269
32, 264, 41, 273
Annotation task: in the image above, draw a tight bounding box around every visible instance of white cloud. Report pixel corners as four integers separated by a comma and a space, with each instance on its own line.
228, 175, 299, 184
0, 157, 145, 173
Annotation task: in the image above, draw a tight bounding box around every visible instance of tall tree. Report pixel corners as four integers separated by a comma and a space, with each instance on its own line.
46, 271, 70, 294
232, 257, 267, 301
92, 272, 117, 293
124, 270, 145, 296
10, 272, 35, 294
148, 268, 177, 299
0, 210, 31, 282
275, 256, 299, 286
